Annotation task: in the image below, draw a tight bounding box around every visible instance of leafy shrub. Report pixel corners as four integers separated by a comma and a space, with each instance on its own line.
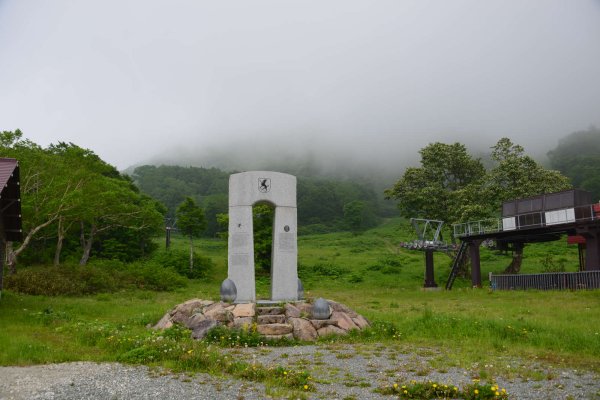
151, 249, 213, 279
5, 261, 186, 296
5, 265, 115, 296
367, 256, 403, 274
123, 262, 187, 291
541, 255, 566, 273
348, 272, 364, 283
298, 223, 333, 235
87, 259, 127, 270
30, 307, 73, 325
299, 262, 349, 279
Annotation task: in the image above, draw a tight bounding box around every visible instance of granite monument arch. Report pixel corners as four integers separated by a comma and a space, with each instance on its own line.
225, 171, 298, 302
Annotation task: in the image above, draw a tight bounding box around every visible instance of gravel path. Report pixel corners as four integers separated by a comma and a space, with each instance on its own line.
1, 343, 599, 399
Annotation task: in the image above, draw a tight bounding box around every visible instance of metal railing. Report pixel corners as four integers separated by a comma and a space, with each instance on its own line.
453, 204, 599, 238
453, 218, 502, 237
490, 271, 600, 291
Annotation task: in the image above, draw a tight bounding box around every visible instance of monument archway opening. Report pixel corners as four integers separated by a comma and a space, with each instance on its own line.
224, 171, 299, 302
252, 202, 274, 299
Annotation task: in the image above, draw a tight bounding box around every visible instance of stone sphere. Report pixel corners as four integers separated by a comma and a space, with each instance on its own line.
220, 278, 237, 303
297, 279, 304, 300
311, 297, 331, 320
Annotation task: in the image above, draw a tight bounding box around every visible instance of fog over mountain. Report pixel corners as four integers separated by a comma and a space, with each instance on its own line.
1, 1, 599, 176
139, 132, 493, 186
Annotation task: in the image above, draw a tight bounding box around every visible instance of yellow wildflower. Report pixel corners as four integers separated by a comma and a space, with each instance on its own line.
474, 389, 479, 394
393, 383, 398, 389
303, 385, 308, 390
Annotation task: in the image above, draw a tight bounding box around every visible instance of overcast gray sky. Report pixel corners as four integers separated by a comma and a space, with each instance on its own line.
1, 1, 599, 171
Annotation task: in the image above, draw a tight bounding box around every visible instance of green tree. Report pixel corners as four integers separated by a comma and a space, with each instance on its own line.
76, 173, 163, 265
46, 142, 119, 265
176, 197, 206, 271
202, 193, 228, 237
0, 131, 84, 271
343, 200, 378, 234
384, 142, 486, 225
253, 204, 274, 274
484, 138, 571, 204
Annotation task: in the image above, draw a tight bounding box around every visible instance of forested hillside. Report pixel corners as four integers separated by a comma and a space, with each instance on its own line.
548, 127, 600, 201
132, 164, 388, 236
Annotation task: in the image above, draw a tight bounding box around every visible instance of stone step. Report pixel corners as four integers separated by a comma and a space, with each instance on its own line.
256, 306, 284, 316
257, 323, 293, 336
257, 314, 286, 324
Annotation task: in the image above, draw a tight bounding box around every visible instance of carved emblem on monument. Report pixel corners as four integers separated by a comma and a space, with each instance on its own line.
258, 178, 271, 193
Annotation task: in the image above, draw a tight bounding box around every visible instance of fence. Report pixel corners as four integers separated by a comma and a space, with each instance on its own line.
490, 271, 600, 291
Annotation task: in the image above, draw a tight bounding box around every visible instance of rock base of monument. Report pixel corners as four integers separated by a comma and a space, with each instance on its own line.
152, 298, 371, 341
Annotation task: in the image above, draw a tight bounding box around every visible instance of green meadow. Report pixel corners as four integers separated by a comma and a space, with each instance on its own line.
1, 217, 599, 386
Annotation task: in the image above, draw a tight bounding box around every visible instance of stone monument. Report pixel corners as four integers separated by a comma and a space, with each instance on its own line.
224, 171, 298, 302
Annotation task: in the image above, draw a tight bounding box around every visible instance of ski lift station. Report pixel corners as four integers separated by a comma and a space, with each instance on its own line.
451, 189, 600, 290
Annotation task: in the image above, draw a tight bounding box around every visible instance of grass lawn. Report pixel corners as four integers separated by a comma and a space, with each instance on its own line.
1, 218, 599, 377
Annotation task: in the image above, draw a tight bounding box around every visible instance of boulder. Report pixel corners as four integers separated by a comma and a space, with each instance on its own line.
351, 315, 370, 329
317, 325, 347, 337
309, 319, 335, 330
257, 323, 293, 336
232, 317, 254, 329
289, 318, 318, 341
232, 303, 255, 318
170, 299, 211, 325
204, 303, 233, 323
152, 312, 173, 330
331, 311, 358, 331
284, 303, 301, 318
209, 310, 233, 324
327, 300, 358, 318
203, 302, 226, 315
186, 313, 207, 330
295, 302, 313, 316
191, 319, 218, 340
